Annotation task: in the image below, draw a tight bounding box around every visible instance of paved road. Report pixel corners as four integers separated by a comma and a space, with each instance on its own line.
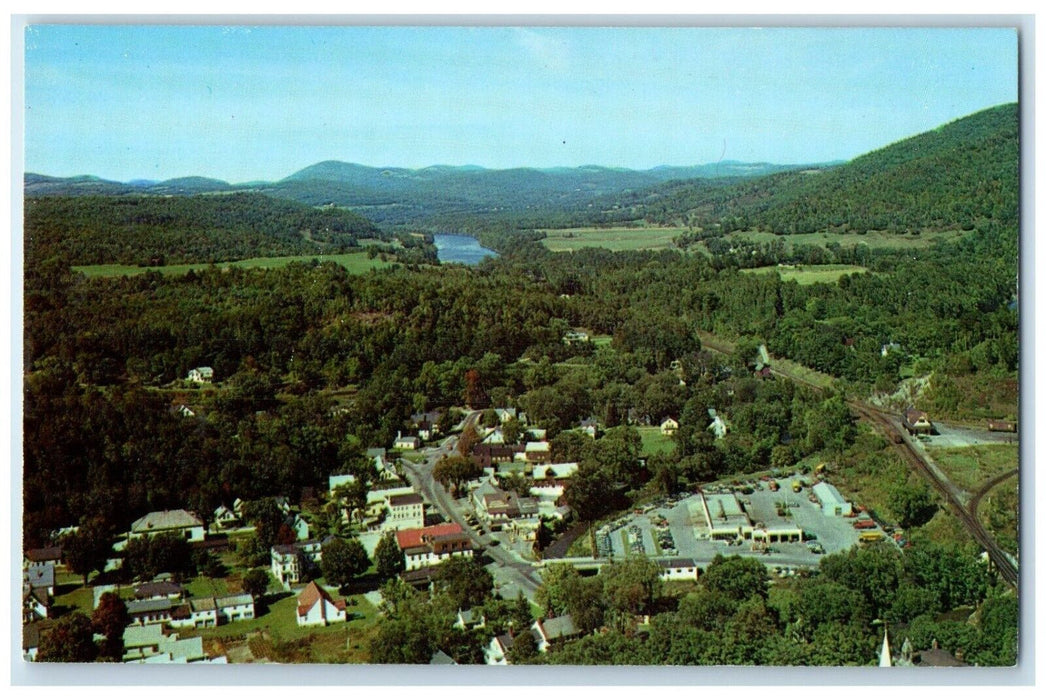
398, 412, 544, 602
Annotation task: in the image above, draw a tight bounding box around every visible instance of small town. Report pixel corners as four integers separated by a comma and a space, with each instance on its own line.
20, 23, 1021, 675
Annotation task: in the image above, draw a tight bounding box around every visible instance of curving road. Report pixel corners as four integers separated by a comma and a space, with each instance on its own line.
398, 411, 544, 602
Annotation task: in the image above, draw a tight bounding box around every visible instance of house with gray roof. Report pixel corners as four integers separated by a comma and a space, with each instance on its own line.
129, 509, 205, 542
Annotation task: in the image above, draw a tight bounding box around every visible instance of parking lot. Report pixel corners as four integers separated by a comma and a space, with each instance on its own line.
596, 475, 882, 569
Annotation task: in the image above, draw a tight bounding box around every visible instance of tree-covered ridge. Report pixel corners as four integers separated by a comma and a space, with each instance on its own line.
25, 192, 382, 266
25, 161, 814, 230
609, 103, 1018, 235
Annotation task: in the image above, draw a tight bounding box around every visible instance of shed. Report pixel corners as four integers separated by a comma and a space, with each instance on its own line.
812, 481, 852, 517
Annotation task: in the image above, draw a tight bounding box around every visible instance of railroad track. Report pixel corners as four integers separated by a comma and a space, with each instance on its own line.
970, 468, 1019, 516
704, 335, 1019, 588
848, 401, 1019, 588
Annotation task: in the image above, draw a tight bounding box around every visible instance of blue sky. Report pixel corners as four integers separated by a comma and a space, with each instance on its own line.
23, 25, 1018, 183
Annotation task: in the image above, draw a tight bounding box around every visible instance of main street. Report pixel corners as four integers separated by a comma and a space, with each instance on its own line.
398, 411, 545, 602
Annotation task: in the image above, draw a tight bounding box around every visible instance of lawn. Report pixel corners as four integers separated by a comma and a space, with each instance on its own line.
53, 583, 96, 616
539, 226, 688, 252
182, 588, 381, 663
184, 575, 231, 599
637, 426, 676, 457
924, 443, 1020, 493
73, 251, 395, 279
740, 264, 870, 285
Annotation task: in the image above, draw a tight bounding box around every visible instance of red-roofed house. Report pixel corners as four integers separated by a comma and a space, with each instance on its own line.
395, 523, 473, 571
295, 581, 347, 627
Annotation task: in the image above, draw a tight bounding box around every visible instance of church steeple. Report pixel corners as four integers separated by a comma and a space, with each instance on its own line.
879, 626, 892, 667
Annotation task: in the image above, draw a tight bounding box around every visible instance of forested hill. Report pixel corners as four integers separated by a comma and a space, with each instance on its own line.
25, 161, 812, 228
25, 192, 382, 266
625, 103, 1018, 234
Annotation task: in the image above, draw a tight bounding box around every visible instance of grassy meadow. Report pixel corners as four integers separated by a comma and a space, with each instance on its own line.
719, 228, 968, 252
924, 443, 1019, 493
539, 226, 688, 252
740, 264, 869, 285
73, 251, 395, 279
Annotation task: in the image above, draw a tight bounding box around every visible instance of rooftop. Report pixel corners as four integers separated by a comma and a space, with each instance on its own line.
130, 509, 203, 533
127, 598, 175, 615
812, 481, 848, 506
396, 523, 465, 550
388, 493, 424, 507
296, 581, 344, 616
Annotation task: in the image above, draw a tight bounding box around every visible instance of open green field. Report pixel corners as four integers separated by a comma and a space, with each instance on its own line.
979, 476, 1019, 557
539, 226, 688, 252
180, 588, 379, 663
719, 228, 968, 252
73, 251, 395, 279
638, 426, 675, 457
924, 443, 1019, 493
741, 264, 870, 285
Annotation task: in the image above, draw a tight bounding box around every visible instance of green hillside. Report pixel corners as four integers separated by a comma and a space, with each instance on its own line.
25, 191, 382, 266
628, 103, 1018, 235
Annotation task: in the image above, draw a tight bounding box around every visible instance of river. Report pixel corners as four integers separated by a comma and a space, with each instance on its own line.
432, 233, 498, 265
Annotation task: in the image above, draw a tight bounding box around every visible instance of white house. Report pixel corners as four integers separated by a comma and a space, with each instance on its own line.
188, 598, 219, 628
660, 417, 679, 435
212, 505, 239, 531
296, 581, 347, 627
271, 540, 323, 586
129, 510, 205, 543
484, 633, 513, 665
126, 597, 176, 626
393, 432, 421, 450
216, 593, 255, 623
187, 367, 214, 384
657, 558, 700, 582
385, 493, 425, 529
396, 523, 474, 571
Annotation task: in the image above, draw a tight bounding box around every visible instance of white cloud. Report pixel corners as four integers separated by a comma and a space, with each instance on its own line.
512, 28, 569, 72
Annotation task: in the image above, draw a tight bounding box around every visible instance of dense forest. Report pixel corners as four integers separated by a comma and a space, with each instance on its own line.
24, 192, 384, 266
24, 216, 1017, 544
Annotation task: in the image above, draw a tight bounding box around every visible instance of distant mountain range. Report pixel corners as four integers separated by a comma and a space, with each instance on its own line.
24, 102, 1018, 238
24, 160, 824, 227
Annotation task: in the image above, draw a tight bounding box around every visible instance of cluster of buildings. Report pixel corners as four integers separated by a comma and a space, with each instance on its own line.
109, 580, 256, 630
